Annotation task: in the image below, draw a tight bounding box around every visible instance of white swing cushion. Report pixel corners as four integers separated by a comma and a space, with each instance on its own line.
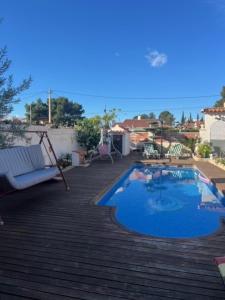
27, 144, 45, 170
0, 147, 34, 176
7, 167, 59, 190
0, 145, 59, 190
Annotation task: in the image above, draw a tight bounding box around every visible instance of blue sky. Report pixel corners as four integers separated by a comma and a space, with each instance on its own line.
1, 0, 225, 121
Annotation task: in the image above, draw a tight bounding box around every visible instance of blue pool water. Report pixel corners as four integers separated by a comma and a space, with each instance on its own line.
98, 165, 225, 238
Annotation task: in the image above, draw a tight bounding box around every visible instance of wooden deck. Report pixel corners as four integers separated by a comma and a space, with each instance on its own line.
1, 153, 225, 299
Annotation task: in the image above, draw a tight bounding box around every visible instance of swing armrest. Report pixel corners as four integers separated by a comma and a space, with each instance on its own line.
0, 172, 17, 191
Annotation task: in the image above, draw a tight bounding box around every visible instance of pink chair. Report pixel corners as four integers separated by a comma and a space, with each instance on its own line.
98, 144, 109, 155
97, 144, 113, 163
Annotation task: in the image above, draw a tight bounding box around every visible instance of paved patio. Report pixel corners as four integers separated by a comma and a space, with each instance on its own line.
1, 153, 225, 299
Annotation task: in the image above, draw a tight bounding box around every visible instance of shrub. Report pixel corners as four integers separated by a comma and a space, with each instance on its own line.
197, 143, 212, 158
182, 138, 197, 153
216, 158, 225, 165
76, 117, 101, 152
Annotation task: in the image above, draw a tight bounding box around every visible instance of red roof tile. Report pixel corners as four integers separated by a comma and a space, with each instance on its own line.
130, 132, 149, 143
202, 107, 225, 113
121, 119, 158, 129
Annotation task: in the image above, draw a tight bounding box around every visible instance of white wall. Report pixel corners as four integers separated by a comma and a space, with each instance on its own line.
10, 125, 131, 164
14, 125, 78, 164
199, 113, 225, 151
122, 133, 130, 156
200, 114, 216, 142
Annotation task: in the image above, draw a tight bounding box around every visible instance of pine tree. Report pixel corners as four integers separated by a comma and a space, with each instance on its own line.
159, 111, 175, 126
196, 113, 199, 121
181, 112, 185, 124
188, 113, 193, 123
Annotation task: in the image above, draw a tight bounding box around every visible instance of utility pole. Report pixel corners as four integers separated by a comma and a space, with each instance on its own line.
48, 89, 52, 124
29, 104, 32, 125
104, 105, 107, 128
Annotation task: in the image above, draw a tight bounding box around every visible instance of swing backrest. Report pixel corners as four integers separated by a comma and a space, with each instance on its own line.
0, 146, 34, 176
27, 145, 45, 169
0, 144, 45, 177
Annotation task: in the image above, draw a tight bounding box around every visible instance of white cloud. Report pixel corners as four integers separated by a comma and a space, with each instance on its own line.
145, 50, 167, 67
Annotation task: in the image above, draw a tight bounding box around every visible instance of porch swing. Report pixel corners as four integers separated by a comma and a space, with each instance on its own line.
0, 129, 69, 192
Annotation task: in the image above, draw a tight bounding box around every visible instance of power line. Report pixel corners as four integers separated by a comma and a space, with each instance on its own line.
120, 105, 206, 113
54, 89, 219, 100
20, 89, 213, 117
22, 89, 219, 102
83, 106, 206, 117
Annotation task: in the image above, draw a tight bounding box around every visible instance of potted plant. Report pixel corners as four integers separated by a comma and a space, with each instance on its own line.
197, 143, 212, 158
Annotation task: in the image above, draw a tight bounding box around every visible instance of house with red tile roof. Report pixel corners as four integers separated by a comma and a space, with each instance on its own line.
120, 118, 160, 131
118, 118, 160, 145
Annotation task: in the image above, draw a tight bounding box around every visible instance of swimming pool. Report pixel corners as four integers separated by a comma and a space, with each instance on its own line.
98, 164, 225, 238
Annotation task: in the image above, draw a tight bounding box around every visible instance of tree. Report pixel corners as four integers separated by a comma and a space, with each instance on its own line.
76, 109, 119, 152
188, 113, 193, 123
214, 86, 225, 107
51, 97, 84, 126
0, 43, 31, 147
182, 137, 197, 153
25, 97, 84, 126
149, 112, 156, 119
0, 47, 31, 120
181, 112, 186, 125
76, 116, 101, 151
133, 112, 156, 120
196, 113, 199, 121
159, 111, 175, 126
25, 99, 48, 124
102, 108, 118, 129
133, 114, 149, 119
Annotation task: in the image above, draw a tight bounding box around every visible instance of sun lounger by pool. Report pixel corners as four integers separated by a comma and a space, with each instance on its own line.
143, 143, 160, 159
165, 143, 187, 159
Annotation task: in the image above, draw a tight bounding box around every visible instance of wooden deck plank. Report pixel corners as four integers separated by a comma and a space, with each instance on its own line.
0, 153, 225, 299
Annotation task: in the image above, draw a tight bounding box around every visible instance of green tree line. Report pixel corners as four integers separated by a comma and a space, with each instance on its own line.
25, 97, 84, 127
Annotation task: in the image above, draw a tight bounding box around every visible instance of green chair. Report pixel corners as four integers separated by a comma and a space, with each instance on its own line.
165, 143, 183, 159
143, 144, 160, 159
